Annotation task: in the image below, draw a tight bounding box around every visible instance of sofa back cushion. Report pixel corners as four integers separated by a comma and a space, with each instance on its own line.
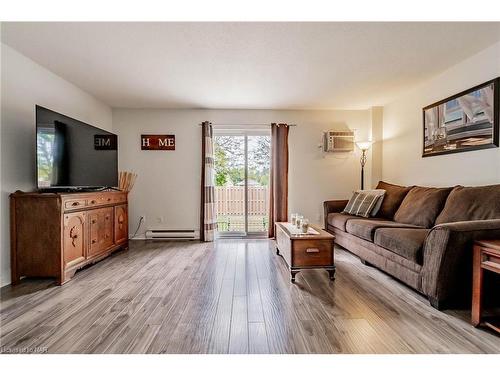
435, 184, 500, 224
375, 181, 413, 219
394, 186, 453, 228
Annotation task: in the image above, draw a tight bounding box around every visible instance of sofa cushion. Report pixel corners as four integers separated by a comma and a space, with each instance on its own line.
342, 190, 385, 218
327, 212, 359, 231
346, 219, 421, 242
369, 189, 386, 216
435, 184, 500, 224
375, 181, 413, 219
394, 186, 453, 228
374, 228, 430, 265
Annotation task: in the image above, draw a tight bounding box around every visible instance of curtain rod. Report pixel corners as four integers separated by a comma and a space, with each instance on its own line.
199, 123, 297, 126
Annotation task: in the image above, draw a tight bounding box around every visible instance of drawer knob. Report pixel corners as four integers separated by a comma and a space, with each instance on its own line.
90, 200, 96, 204
92, 239, 97, 244
306, 248, 320, 253
91, 219, 96, 224
71, 202, 79, 206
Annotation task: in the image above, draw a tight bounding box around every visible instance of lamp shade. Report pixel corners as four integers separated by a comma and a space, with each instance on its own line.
356, 141, 372, 151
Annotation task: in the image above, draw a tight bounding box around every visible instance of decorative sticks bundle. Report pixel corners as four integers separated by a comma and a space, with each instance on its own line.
119, 171, 138, 192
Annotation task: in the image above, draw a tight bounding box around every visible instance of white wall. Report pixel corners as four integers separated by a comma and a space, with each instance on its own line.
383, 41, 500, 187
113, 108, 373, 238
0, 44, 113, 286
370, 107, 383, 188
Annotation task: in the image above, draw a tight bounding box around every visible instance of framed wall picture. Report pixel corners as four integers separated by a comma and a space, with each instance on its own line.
422, 77, 499, 157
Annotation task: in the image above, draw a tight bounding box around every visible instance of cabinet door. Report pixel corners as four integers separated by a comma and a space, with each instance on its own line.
63, 212, 86, 268
88, 210, 101, 257
114, 205, 128, 244
103, 209, 114, 249
88, 208, 114, 258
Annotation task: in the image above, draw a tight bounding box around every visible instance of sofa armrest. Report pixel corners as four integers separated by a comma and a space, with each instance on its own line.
323, 200, 349, 229
421, 219, 500, 306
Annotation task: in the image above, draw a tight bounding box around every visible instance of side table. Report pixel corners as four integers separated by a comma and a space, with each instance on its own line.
472, 239, 500, 333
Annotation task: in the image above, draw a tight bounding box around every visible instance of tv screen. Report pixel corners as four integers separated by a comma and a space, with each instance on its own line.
36, 106, 118, 189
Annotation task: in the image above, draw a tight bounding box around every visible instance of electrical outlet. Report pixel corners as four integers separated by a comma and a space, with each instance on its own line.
156, 216, 164, 224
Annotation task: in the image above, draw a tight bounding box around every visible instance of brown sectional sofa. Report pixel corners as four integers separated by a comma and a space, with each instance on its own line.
324, 181, 500, 310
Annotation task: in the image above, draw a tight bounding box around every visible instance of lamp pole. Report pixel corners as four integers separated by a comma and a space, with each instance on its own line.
356, 141, 371, 190
360, 149, 367, 190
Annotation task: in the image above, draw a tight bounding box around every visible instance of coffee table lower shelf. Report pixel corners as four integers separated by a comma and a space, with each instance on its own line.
484, 319, 500, 334
275, 222, 335, 283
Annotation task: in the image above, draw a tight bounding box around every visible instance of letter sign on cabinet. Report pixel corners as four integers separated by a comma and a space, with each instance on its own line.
141, 135, 175, 150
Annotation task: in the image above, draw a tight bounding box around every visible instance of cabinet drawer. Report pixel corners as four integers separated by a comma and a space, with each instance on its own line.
64, 199, 87, 210
481, 248, 500, 272
114, 193, 127, 204
87, 197, 101, 206
87, 194, 115, 207
101, 195, 114, 205
292, 240, 333, 267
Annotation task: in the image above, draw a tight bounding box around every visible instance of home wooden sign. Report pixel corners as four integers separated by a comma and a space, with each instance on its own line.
141, 134, 175, 150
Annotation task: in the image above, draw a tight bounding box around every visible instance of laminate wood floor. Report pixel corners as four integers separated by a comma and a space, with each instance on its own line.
1, 239, 499, 354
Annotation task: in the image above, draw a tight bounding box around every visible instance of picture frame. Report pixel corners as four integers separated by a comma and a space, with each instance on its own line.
422, 77, 499, 157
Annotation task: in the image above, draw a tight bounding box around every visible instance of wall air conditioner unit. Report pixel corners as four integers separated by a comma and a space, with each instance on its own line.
323, 130, 355, 152
145, 229, 199, 240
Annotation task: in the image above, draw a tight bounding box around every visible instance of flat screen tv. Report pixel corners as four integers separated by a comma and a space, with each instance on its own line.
36, 106, 118, 190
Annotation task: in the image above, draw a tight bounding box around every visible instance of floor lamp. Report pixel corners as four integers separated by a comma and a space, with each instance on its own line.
356, 141, 371, 190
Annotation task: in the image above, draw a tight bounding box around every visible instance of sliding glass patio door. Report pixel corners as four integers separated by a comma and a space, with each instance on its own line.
213, 128, 271, 238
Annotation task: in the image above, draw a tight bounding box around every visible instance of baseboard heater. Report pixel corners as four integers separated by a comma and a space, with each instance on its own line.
145, 229, 199, 240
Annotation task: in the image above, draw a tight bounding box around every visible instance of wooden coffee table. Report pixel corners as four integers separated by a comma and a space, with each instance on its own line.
275, 222, 335, 282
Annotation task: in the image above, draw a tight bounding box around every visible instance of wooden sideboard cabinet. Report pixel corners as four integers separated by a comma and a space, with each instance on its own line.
10, 190, 129, 285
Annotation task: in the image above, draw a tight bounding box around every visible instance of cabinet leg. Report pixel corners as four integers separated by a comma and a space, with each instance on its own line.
291, 271, 299, 283
56, 275, 64, 286
11, 273, 20, 286
327, 269, 336, 280
61, 269, 77, 285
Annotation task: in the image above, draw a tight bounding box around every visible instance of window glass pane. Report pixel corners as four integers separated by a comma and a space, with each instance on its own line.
214, 133, 270, 236
247, 135, 270, 233
214, 135, 245, 233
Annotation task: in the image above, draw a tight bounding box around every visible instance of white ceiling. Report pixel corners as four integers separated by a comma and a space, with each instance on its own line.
2, 22, 500, 109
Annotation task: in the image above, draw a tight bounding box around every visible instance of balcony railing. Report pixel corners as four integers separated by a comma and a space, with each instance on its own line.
215, 186, 269, 232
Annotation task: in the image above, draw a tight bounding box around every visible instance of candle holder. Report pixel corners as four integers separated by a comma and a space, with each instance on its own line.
296, 215, 303, 229
301, 219, 309, 233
